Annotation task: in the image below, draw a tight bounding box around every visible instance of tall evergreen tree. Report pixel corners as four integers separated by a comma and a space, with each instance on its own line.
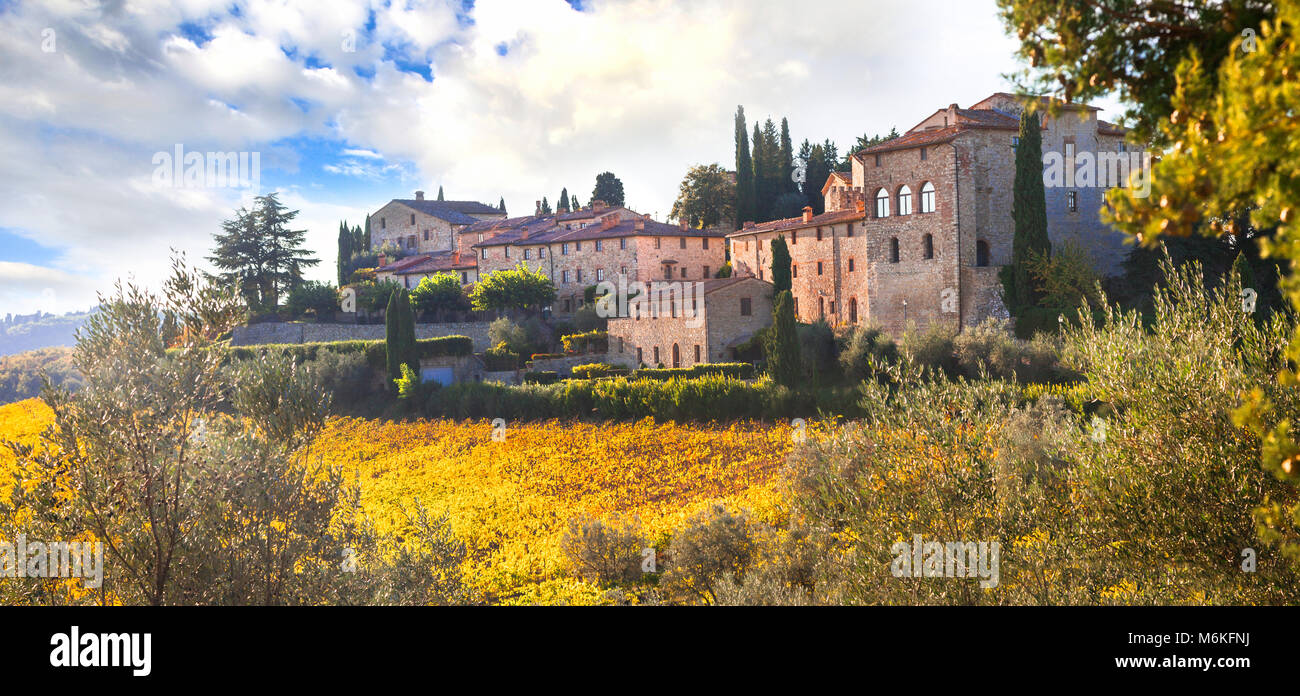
570, 193, 581, 210
770, 235, 792, 292
1000, 109, 1051, 313
734, 106, 756, 229
336, 221, 352, 286
779, 118, 796, 195
208, 193, 318, 311
362, 214, 372, 251
558, 188, 570, 213
384, 287, 402, 391
803, 144, 830, 215
766, 290, 802, 388
436, 186, 444, 201
498, 197, 507, 215
540, 197, 553, 215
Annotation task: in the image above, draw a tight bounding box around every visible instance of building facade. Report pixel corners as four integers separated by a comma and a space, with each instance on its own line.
605, 276, 774, 368
729, 93, 1140, 335
370, 190, 506, 255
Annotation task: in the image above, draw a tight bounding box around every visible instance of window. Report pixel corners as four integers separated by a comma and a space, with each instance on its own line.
672, 344, 681, 368
681, 267, 687, 279
792, 264, 798, 278
562, 243, 569, 255
889, 237, 900, 263
759, 269, 764, 280
653, 347, 660, 365
461, 271, 468, 283
595, 240, 603, 251
848, 258, 855, 272
740, 297, 752, 316
817, 261, 824, 275
1012, 136, 1020, 149
408, 235, 417, 248
976, 240, 990, 267
480, 248, 487, 259
679, 237, 686, 249
702, 237, 709, 249
596, 269, 604, 281
539, 247, 546, 258
920, 147, 927, 161
575, 242, 582, 251
620, 238, 626, 250
703, 265, 710, 278
663, 266, 672, 280
563, 299, 572, 312
423, 230, 429, 241
618, 337, 624, 353
819, 297, 825, 318
381, 218, 386, 230
846, 223, 854, 237
897, 185, 913, 215
829, 300, 835, 315
875, 188, 890, 218
816, 227, 823, 241
576, 269, 583, 282
694, 345, 701, 362
920, 182, 936, 213
874, 154, 881, 167
561, 270, 569, 283
410, 214, 415, 225
791, 230, 797, 244
655, 238, 661, 249
504, 246, 510, 258
637, 347, 643, 364
524, 249, 531, 260
923, 234, 934, 260
1067, 191, 1078, 212
849, 297, 858, 323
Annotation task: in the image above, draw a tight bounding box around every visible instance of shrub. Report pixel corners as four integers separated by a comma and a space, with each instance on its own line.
571, 362, 629, 379
489, 317, 549, 357
839, 324, 899, 384
211, 335, 472, 370
287, 281, 339, 319
661, 505, 766, 604
561, 514, 647, 586
797, 320, 838, 382
900, 322, 958, 377
630, 363, 755, 381
308, 349, 377, 408
523, 371, 559, 385
561, 329, 609, 354
483, 342, 521, 372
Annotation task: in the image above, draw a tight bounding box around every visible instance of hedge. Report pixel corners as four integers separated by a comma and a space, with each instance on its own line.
560, 329, 608, 354
483, 343, 520, 371
201, 335, 474, 369
571, 362, 631, 379
630, 362, 755, 381
523, 371, 560, 385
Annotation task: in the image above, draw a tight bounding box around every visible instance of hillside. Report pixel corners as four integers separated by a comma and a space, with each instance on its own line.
0, 347, 80, 405
0, 312, 91, 356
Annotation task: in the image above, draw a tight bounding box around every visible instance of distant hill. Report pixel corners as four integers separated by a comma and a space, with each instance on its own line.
0, 311, 91, 356
0, 346, 80, 405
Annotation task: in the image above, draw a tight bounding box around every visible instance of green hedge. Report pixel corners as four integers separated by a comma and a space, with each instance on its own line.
204, 335, 473, 369
571, 362, 631, 379
523, 371, 559, 385
422, 374, 860, 422
630, 362, 755, 381
483, 343, 520, 371
560, 329, 608, 353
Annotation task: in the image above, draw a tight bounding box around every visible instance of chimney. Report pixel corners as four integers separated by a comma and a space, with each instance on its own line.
855, 199, 866, 215
601, 213, 619, 230
802, 206, 813, 223
743, 221, 755, 229
679, 217, 689, 231
947, 102, 959, 126
415, 190, 425, 201
634, 218, 645, 231
378, 253, 388, 267
535, 200, 542, 216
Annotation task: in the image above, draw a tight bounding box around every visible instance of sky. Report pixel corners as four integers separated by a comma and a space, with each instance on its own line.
0, 0, 1125, 316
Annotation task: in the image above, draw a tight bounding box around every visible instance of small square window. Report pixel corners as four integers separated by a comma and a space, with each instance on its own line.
740, 297, 752, 316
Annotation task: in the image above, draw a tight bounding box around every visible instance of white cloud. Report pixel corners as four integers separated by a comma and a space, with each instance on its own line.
0, 0, 1128, 314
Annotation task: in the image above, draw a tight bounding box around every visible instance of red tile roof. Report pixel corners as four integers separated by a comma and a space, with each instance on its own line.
726, 208, 866, 238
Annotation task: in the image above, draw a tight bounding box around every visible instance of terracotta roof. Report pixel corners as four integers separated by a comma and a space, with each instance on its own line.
472, 213, 728, 248
1097, 119, 1128, 136
821, 170, 854, 195
955, 108, 1019, 128
854, 125, 965, 156
699, 276, 772, 295
726, 208, 867, 238
377, 250, 474, 275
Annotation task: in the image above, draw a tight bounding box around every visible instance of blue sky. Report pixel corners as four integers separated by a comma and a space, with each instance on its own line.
0, 0, 1123, 315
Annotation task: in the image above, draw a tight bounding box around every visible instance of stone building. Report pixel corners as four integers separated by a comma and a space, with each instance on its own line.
605, 276, 774, 368
472, 202, 730, 314
369, 190, 506, 254
375, 250, 478, 288
729, 92, 1140, 335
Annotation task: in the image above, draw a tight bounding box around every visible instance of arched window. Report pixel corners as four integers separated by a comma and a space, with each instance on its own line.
976, 240, 990, 267
897, 185, 913, 215
923, 234, 934, 260
849, 297, 858, 323
672, 343, 681, 368
889, 237, 900, 263
875, 188, 890, 218
920, 182, 936, 213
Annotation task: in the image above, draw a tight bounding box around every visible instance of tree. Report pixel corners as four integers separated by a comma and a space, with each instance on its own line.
779, 118, 797, 195
469, 263, 558, 314
288, 280, 339, 319
437, 186, 444, 201
997, 0, 1274, 145
498, 197, 507, 214
670, 164, 736, 229
208, 193, 318, 312
571, 193, 582, 210
410, 272, 469, 321
765, 290, 801, 388
770, 235, 792, 293
592, 172, 625, 207
734, 106, 757, 228
385, 287, 418, 391
803, 143, 831, 215
558, 188, 570, 214
336, 221, 352, 287
1000, 109, 1051, 316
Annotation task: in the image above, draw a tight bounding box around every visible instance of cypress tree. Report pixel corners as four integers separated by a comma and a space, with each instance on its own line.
436, 186, 444, 201
766, 290, 802, 388
1001, 109, 1051, 313
540, 197, 552, 215
384, 287, 402, 391
804, 144, 830, 215
558, 188, 570, 213
499, 197, 507, 214
362, 214, 372, 251
780, 118, 796, 195
336, 221, 351, 286
734, 106, 755, 229
398, 288, 420, 379
770, 235, 792, 293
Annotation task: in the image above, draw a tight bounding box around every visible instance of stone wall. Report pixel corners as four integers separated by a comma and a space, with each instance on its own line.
525, 354, 605, 376
231, 321, 494, 351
